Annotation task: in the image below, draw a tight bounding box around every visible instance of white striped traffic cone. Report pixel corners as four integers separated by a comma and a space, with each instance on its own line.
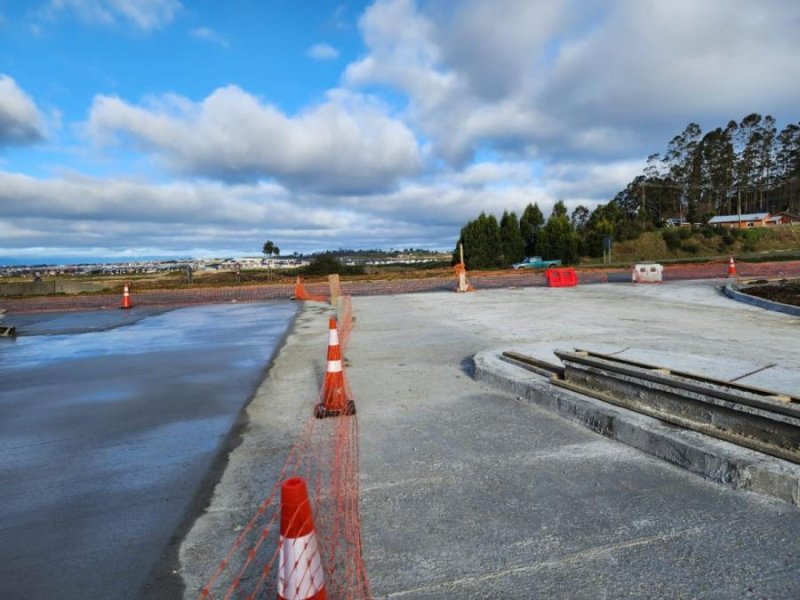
120, 283, 132, 309
278, 477, 326, 600
727, 256, 737, 277
314, 318, 355, 418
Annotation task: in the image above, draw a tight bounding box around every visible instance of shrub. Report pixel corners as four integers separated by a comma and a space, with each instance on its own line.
662, 229, 681, 251
679, 227, 692, 240
742, 228, 767, 244
303, 253, 364, 276
741, 228, 768, 252
680, 241, 701, 254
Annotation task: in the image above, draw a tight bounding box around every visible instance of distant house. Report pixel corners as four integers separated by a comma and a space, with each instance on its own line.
766, 212, 800, 226
707, 213, 770, 229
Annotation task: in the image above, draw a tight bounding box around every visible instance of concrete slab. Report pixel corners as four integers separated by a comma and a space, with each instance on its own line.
345, 282, 800, 597
0, 302, 297, 600
178, 303, 333, 596
181, 281, 800, 598
475, 349, 800, 505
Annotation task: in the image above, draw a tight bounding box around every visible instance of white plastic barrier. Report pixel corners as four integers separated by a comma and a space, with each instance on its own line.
632, 263, 663, 283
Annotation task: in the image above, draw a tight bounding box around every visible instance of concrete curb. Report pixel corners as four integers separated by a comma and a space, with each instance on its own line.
724, 282, 800, 317
474, 349, 800, 506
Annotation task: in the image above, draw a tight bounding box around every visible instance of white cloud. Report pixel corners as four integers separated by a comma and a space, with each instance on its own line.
0, 171, 367, 256
0, 157, 603, 259
344, 0, 555, 164
47, 0, 182, 32
7, 0, 800, 262
543, 0, 800, 127
345, 0, 800, 164
307, 43, 340, 61
190, 26, 229, 48
452, 162, 533, 188
86, 85, 422, 193
0, 75, 46, 146
544, 158, 645, 204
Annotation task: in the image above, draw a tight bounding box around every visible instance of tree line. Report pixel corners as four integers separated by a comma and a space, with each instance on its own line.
454, 198, 650, 268
617, 113, 800, 224
454, 113, 800, 269
454, 201, 581, 268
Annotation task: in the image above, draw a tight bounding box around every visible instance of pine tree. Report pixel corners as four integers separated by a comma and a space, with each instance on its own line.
454, 213, 503, 269
519, 203, 544, 256
499, 211, 525, 267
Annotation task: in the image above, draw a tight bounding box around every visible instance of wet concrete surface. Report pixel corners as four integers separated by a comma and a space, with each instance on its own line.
0, 302, 297, 600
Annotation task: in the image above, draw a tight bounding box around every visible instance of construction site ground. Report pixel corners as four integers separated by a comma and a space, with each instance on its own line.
182, 279, 800, 599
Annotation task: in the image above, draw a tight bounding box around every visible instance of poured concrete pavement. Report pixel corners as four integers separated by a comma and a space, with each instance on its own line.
346, 281, 800, 597
0, 302, 296, 600
179, 280, 800, 598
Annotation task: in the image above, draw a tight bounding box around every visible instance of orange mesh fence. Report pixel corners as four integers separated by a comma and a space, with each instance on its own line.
662, 260, 800, 281
732, 260, 800, 279
198, 316, 370, 600
337, 296, 354, 355
294, 276, 330, 303
5, 260, 800, 314
453, 262, 474, 291
1, 283, 294, 313
579, 270, 610, 284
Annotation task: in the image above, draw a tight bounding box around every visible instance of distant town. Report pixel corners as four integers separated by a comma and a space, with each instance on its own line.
0, 249, 452, 278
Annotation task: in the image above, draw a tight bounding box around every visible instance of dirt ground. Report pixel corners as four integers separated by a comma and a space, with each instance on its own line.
743, 280, 800, 307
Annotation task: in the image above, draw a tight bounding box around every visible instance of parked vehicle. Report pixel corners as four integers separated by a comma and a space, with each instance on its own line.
511, 256, 562, 269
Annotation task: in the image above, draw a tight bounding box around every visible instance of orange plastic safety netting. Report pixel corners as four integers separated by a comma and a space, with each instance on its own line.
453, 262, 474, 292
294, 276, 329, 303
198, 319, 370, 600
337, 296, 353, 355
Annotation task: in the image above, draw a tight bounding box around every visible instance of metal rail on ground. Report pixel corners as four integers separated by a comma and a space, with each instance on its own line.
500, 349, 800, 465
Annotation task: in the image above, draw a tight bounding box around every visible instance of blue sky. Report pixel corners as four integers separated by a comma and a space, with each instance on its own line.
1, 0, 799, 264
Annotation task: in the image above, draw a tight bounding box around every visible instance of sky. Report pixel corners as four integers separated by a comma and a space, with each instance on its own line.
1, 0, 799, 265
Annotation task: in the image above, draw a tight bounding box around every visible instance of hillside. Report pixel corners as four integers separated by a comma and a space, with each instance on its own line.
592, 226, 800, 265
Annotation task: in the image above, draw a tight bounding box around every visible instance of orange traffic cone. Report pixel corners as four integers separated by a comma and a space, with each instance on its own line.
314, 318, 355, 419
278, 477, 326, 600
727, 256, 737, 277
120, 283, 133, 309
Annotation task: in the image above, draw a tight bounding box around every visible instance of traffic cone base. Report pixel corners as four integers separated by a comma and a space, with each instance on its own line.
314, 400, 356, 419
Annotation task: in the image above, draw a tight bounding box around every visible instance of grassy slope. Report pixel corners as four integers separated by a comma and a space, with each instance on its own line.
596, 226, 800, 265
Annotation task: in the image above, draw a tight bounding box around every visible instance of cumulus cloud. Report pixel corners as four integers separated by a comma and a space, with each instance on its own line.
307, 43, 340, 60
0, 171, 373, 256
48, 0, 182, 32
344, 0, 560, 164
86, 85, 422, 193
0, 156, 600, 259
346, 0, 800, 164
7, 0, 800, 262
190, 26, 229, 48
0, 75, 46, 147
543, 1, 800, 127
